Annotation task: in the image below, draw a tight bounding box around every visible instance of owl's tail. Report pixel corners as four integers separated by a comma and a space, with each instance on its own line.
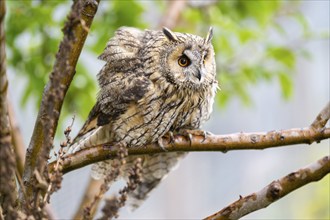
69, 126, 110, 153
91, 152, 187, 209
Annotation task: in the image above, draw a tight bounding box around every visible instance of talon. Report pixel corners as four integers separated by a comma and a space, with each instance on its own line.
179, 129, 213, 144
178, 129, 195, 146
157, 138, 168, 151
162, 131, 175, 146
201, 131, 207, 143
201, 131, 213, 143
205, 131, 213, 135
168, 131, 175, 145
187, 133, 193, 146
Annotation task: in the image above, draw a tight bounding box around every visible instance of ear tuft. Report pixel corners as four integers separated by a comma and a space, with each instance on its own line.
163, 27, 178, 42
205, 27, 213, 45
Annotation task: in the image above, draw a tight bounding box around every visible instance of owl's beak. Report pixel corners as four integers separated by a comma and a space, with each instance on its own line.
195, 67, 206, 82
196, 70, 202, 81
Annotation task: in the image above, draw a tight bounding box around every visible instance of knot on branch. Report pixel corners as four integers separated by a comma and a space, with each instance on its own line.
82, 0, 99, 18
266, 181, 282, 201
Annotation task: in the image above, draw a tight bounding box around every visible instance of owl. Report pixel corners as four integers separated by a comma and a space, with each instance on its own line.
71, 26, 218, 208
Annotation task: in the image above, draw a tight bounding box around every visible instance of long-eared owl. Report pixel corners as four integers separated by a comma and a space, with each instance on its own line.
71, 26, 218, 208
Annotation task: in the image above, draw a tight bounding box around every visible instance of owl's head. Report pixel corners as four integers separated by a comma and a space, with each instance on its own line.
159, 27, 216, 89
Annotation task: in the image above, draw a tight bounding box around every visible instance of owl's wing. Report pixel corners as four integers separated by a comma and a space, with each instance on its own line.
72, 27, 148, 146
73, 73, 151, 143
72, 103, 101, 142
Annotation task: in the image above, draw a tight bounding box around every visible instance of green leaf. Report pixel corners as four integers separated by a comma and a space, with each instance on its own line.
268, 46, 296, 69
294, 12, 310, 37
238, 28, 258, 43
238, 0, 280, 26
217, 91, 230, 108
278, 72, 293, 99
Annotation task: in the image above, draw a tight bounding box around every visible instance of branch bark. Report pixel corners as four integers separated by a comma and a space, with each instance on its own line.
20, 0, 100, 206
72, 178, 103, 220
0, 0, 19, 218
48, 102, 330, 175
49, 126, 329, 175
51, 102, 329, 218
311, 102, 330, 130
204, 155, 330, 220
158, 0, 187, 29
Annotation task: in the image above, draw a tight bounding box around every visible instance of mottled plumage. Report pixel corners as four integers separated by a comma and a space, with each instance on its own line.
71, 27, 217, 208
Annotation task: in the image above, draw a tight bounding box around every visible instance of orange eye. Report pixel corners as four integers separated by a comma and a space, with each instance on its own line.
178, 55, 191, 67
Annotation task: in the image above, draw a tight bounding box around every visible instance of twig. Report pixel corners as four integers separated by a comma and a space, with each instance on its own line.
43, 116, 75, 204
311, 102, 330, 130
99, 157, 142, 220
0, 0, 19, 218
49, 126, 330, 175
72, 178, 103, 220
204, 155, 330, 220
20, 0, 100, 206
83, 146, 127, 220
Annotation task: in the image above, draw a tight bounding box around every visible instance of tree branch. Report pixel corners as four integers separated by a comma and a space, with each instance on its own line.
0, 0, 19, 218
49, 125, 329, 175
158, 0, 187, 29
311, 102, 330, 130
20, 0, 100, 206
72, 178, 103, 220
204, 155, 330, 220
53, 102, 329, 219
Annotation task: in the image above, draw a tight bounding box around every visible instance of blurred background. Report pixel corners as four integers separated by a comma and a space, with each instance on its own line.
5, 0, 329, 219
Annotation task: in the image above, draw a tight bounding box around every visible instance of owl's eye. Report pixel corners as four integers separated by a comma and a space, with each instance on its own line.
178, 55, 191, 67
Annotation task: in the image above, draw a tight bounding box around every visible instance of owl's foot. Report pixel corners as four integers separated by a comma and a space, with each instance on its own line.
158, 131, 175, 151
179, 129, 212, 145
163, 131, 175, 144
157, 138, 169, 151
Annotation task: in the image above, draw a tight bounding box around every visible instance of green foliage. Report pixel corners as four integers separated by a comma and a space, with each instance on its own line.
6, 0, 64, 106
6, 0, 147, 130
6, 0, 315, 125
